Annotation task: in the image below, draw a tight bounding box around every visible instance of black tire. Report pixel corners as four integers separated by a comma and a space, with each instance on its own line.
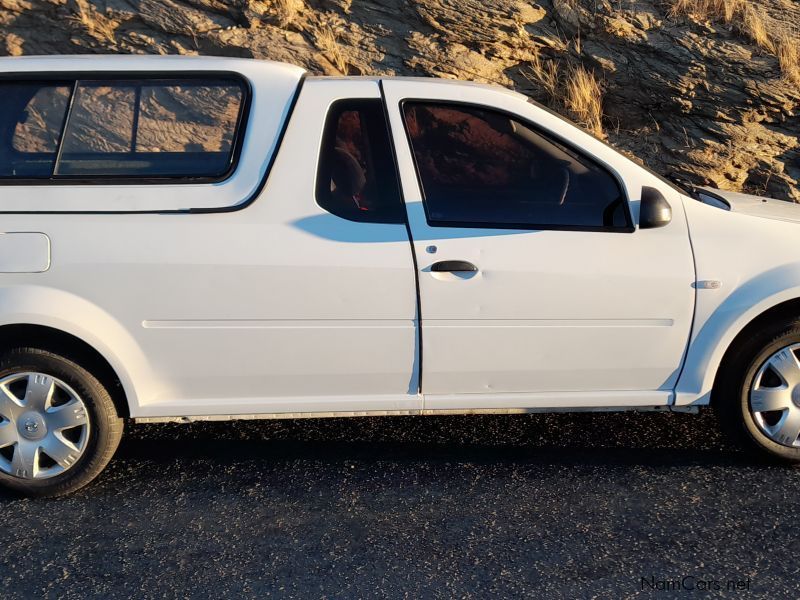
715, 318, 800, 463
0, 347, 123, 497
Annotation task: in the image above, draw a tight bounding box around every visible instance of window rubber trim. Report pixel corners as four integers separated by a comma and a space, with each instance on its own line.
379, 80, 423, 396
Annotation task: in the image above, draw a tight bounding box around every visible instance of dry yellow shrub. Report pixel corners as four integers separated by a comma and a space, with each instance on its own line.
776, 32, 800, 85
524, 50, 560, 100
741, 4, 774, 52
69, 0, 118, 45
273, 0, 302, 27
315, 25, 348, 74
668, 0, 800, 81
565, 65, 604, 138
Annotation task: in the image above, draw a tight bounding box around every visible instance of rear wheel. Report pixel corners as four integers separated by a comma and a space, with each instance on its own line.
0, 348, 123, 497
716, 319, 800, 462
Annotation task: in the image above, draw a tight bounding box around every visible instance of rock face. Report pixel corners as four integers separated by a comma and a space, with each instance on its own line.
1, 0, 798, 200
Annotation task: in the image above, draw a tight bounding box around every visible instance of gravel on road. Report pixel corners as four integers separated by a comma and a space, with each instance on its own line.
1, 409, 798, 598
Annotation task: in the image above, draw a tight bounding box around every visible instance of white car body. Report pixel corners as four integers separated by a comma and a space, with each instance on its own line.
1, 55, 798, 424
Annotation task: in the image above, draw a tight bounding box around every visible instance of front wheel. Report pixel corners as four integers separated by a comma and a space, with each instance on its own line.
0, 348, 123, 497
716, 319, 800, 462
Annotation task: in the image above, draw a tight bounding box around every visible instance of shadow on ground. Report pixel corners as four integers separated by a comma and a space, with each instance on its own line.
113, 409, 746, 468
1, 410, 797, 598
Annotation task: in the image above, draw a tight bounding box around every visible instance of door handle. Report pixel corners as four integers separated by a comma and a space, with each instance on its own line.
430, 260, 478, 273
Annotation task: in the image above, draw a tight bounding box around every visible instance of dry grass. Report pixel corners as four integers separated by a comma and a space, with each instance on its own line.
668, 0, 743, 23
273, 0, 303, 28
564, 65, 604, 138
776, 32, 800, 85
523, 50, 560, 100
523, 48, 605, 137
315, 25, 348, 73
740, 4, 774, 52
69, 0, 118, 46
668, 0, 800, 80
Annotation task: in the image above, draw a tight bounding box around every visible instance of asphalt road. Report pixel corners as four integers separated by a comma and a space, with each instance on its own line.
1, 409, 799, 599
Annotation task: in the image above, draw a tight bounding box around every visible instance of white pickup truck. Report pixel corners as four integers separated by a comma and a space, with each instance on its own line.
1, 55, 799, 497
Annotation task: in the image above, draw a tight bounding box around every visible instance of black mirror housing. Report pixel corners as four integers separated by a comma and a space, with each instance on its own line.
639, 186, 672, 229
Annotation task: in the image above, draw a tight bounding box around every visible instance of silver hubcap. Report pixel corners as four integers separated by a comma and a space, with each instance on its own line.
0, 372, 90, 479
750, 344, 800, 447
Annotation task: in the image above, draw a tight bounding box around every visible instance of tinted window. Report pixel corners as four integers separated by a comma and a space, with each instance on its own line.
316, 99, 405, 224
137, 85, 239, 153
402, 102, 629, 230
0, 82, 71, 177
57, 79, 244, 177
60, 84, 136, 156
0, 77, 246, 181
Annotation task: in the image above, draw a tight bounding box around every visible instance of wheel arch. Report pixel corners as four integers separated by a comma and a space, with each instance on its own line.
675, 289, 800, 406
0, 285, 158, 417
0, 323, 130, 417
711, 298, 800, 400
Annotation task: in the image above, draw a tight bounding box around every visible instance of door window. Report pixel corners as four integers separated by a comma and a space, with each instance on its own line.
402, 102, 629, 230
316, 99, 405, 224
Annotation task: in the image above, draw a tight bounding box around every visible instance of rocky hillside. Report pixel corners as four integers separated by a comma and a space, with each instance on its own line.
2, 0, 799, 200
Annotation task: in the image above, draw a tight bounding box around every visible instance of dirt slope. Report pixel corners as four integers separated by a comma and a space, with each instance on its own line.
1, 0, 799, 200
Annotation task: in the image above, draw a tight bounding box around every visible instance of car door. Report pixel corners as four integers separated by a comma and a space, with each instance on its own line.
381, 80, 696, 410
0, 75, 421, 418
132, 79, 421, 414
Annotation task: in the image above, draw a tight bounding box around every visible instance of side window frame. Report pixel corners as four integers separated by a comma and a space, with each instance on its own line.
314, 98, 406, 225
0, 80, 74, 178
399, 99, 634, 233
0, 71, 251, 186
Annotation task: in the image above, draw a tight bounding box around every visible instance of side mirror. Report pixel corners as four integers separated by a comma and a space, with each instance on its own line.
639, 186, 672, 229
